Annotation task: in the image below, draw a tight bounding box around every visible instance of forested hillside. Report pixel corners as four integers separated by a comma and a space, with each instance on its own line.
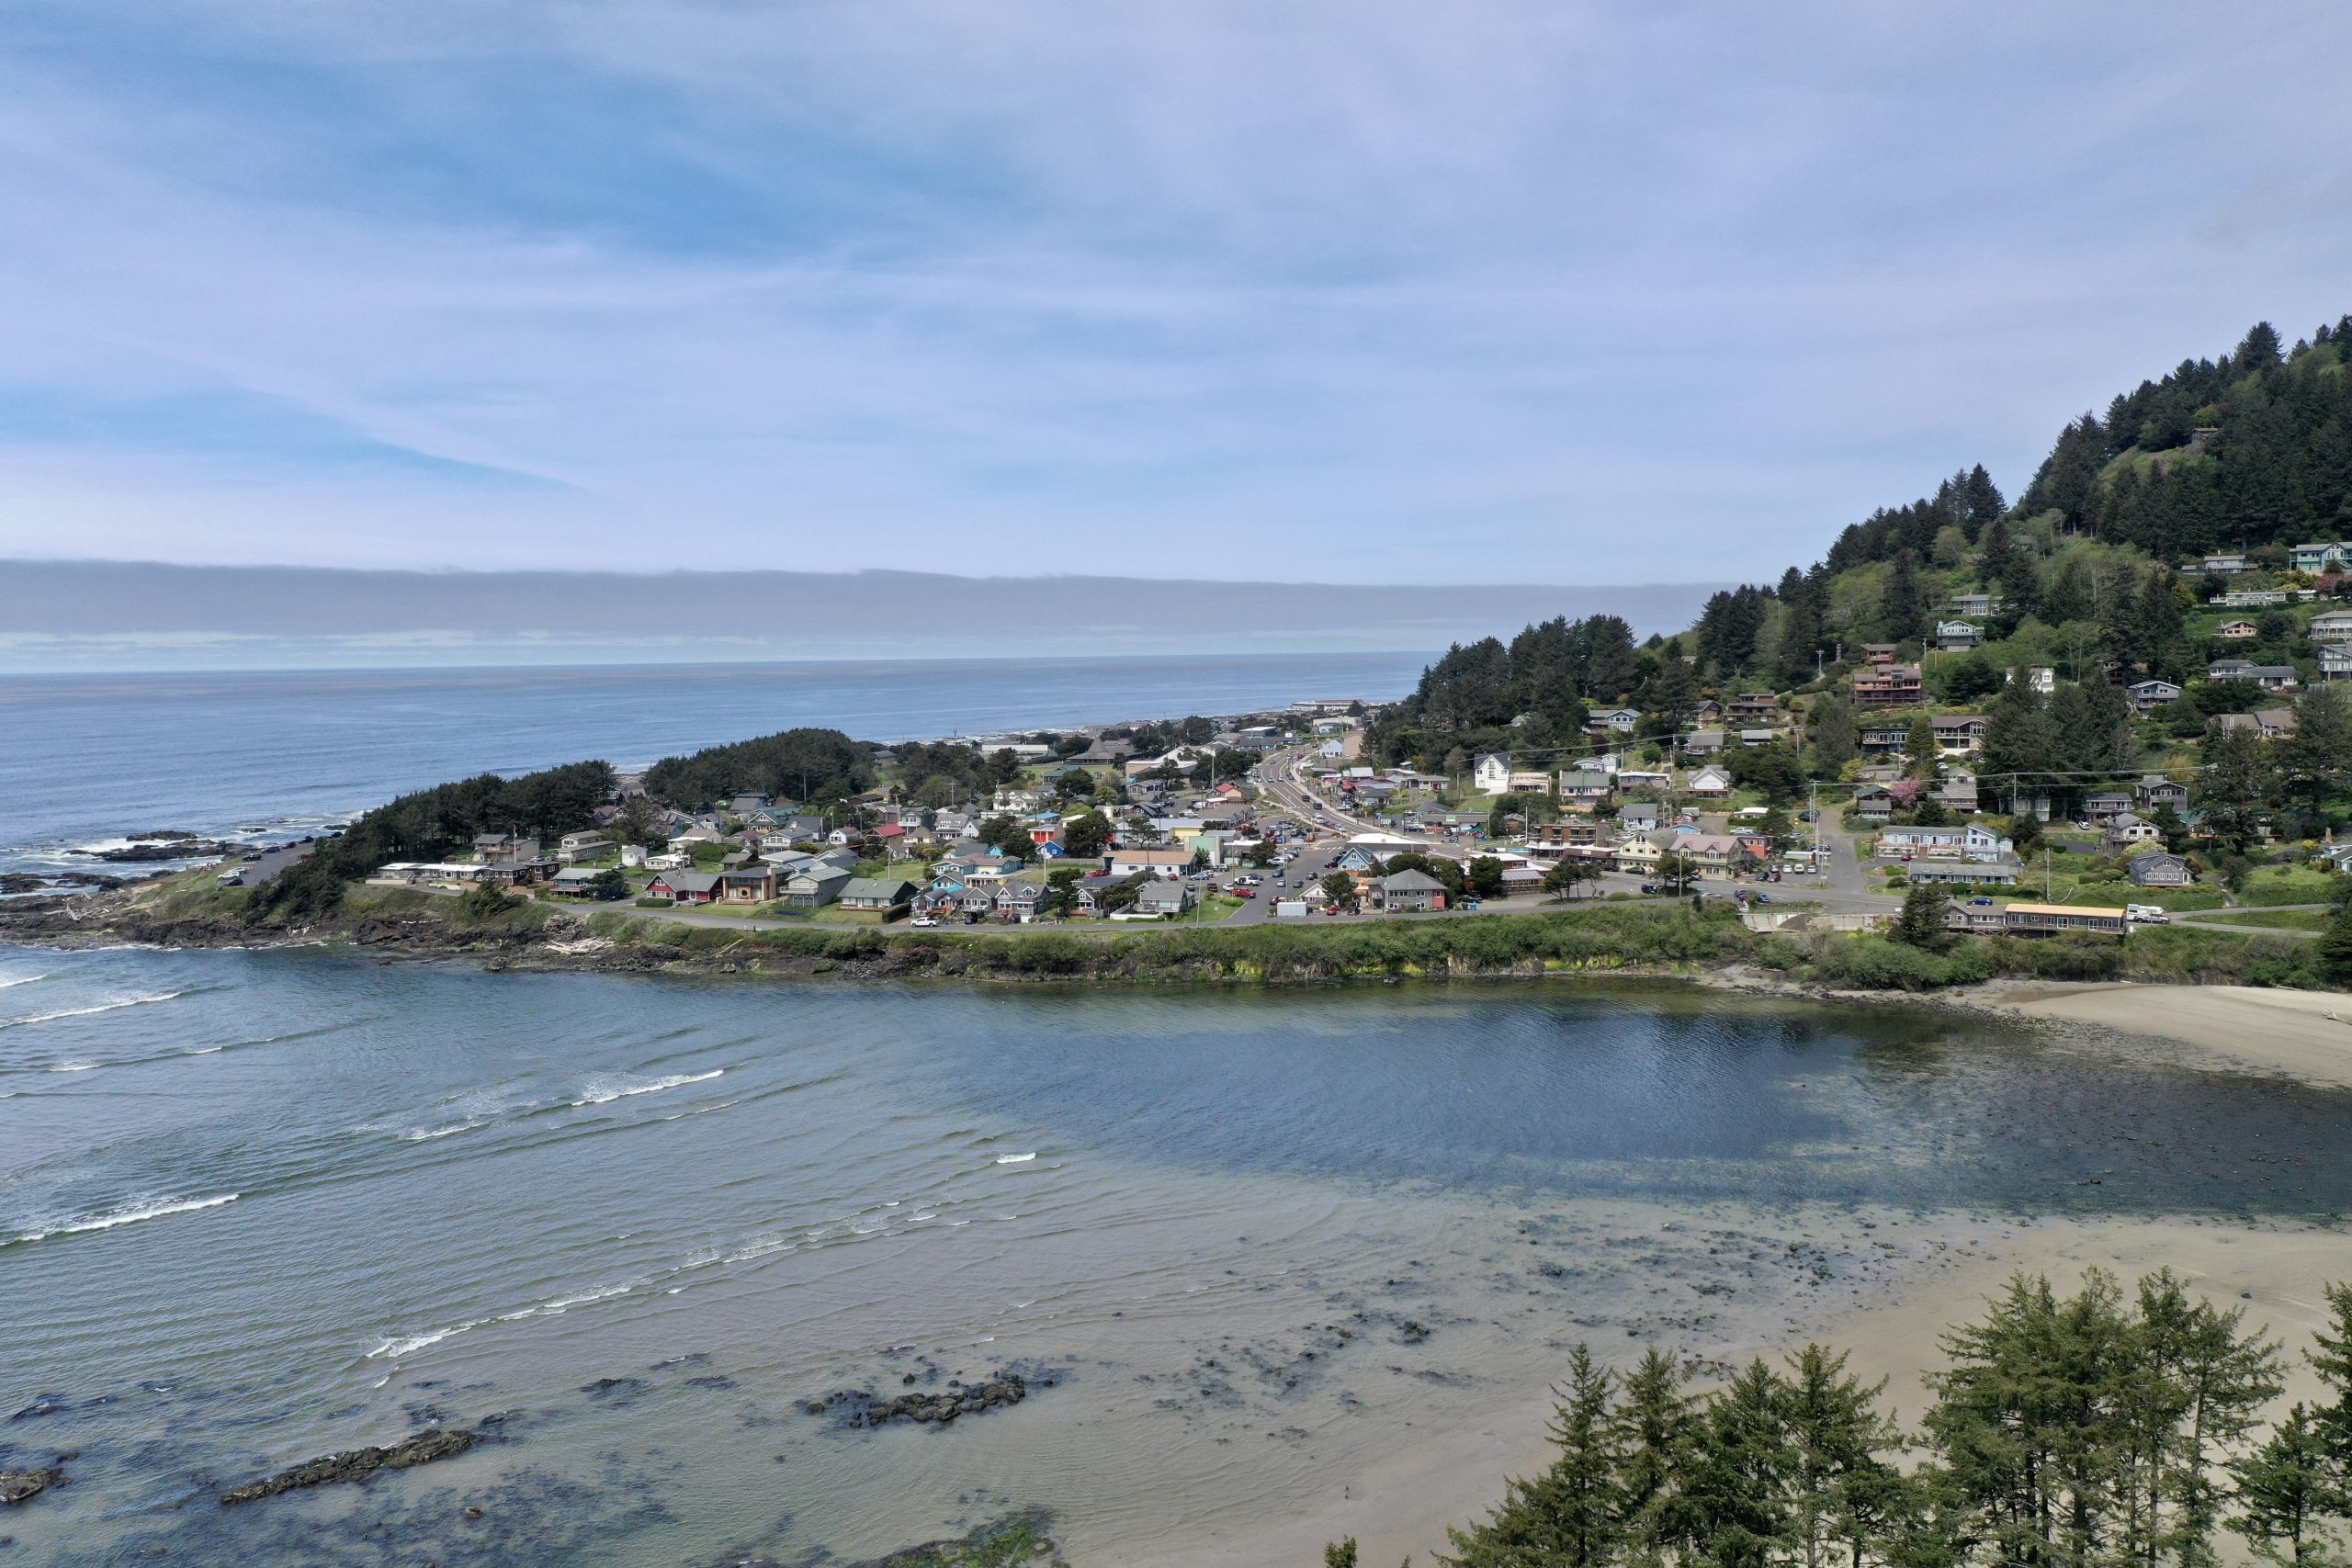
1374, 315, 2352, 775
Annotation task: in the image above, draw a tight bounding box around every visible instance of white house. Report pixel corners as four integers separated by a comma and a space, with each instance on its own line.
1473, 753, 1515, 794
1684, 764, 1734, 799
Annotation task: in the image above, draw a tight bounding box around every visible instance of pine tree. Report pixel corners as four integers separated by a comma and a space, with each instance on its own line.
1892, 882, 1951, 951
1781, 1344, 1905, 1568
1811, 695, 1860, 772
1905, 715, 1938, 778
1616, 1348, 1701, 1566
1685, 1359, 1795, 1568
2229, 1405, 2338, 1568
1444, 1346, 1624, 1568
1883, 553, 1927, 642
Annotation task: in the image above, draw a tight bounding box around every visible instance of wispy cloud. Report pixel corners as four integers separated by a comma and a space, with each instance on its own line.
0, 1, 2346, 581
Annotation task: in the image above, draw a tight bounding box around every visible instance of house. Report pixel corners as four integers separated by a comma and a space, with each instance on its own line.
1876, 823, 2013, 862
1944, 898, 2010, 935
1860, 643, 1900, 665
1106, 846, 1195, 878
2311, 609, 2352, 640
1935, 620, 1985, 652
1618, 801, 1661, 833
1997, 902, 2129, 937
643, 850, 690, 872
1472, 753, 1514, 795
2291, 541, 2352, 574
993, 881, 1051, 923
1555, 770, 1613, 810
1903, 857, 2021, 887
1589, 707, 1643, 733
728, 793, 772, 817
1933, 768, 1980, 813
1671, 832, 1743, 872
2135, 775, 2189, 813
2102, 812, 2163, 850
2127, 852, 2193, 888
1530, 819, 1605, 850
2200, 553, 2249, 575
2214, 619, 2261, 641
645, 871, 723, 905
2253, 706, 2298, 739
1932, 715, 1987, 756
1736, 729, 1777, 748
720, 864, 778, 903
779, 865, 852, 909
2126, 679, 2183, 714
1684, 764, 1733, 799
2010, 665, 2056, 695
2219, 589, 2292, 608
1680, 729, 1726, 756
2082, 790, 2133, 822
1854, 785, 1894, 822
2207, 658, 2256, 681
1860, 724, 1912, 756
1130, 879, 1194, 919
1728, 693, 1780, 723
838, 876, 918, 911
472, 832, 540, 864
2245, 666, 2301, 692
556, 830, 612, 863
1947, 592, 2003, 618
1375, 868, 1447, 911
1852, 663, 1924, 707
549, 866, 611, 896
1507, 770, 1555, 794
2321, 643, 2352, 681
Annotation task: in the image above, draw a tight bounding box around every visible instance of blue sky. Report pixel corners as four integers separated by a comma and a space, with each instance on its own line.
1, 1, 2347, 583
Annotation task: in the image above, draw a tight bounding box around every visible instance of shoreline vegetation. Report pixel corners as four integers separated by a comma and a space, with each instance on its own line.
0, 867, 2331, 991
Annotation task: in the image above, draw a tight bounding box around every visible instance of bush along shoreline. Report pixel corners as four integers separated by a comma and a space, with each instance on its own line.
0, 874, 2333, 992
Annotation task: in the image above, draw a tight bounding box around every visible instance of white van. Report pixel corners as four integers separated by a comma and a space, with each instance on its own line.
2126, 904, 2167, 924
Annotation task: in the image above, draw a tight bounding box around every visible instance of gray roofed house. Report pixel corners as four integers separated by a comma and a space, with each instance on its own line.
779, 865, 852, 908
838, 876, 919, 910
2127, 851, 2193, 887
1375, 867, 1447, 911
647, 870, 723, 903
1131, 879, 1193, 917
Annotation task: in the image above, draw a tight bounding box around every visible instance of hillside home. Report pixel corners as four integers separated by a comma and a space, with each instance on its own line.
2245, 666, 2301, 692
556, 830, 611, 863
1946, 592, 2003, 618
2127, 852, 2193, 888
2083, 791, 2133, 821
1860, 724, 1911, 756
1472, 753, 1514, 794
1933, 768, 1980, 813
2200, 553, 2249, 575
780, 866, 851, 909
2291, 541, 2352, 574
1555, 771, 1614, 810
2322, 643, 2352, 681
1933, 715, 1988, 756
1728, 694, 1779, 723
2207, 659, 2257, 681
1935, 620, 1985, 652
645, 871, 722, 905
1681, 729, 1725, 756
1852, 663, 1924, 707
1618, 802, 1661, 833
2135, 775, 2189, 813
2007, 665, 2056, 695
1589, 707, 1643, 734
1684, 764, 1734, 799
1530, 819, 1604, 849
2215, 620, 2261, 640
2253, 707, 2299, 739
1506, 770, 1554, 794
720, 864, 778, 903
2102, 812, 2163, 850
2311, 609, 2352, 640
1876, 823, 2013, 862
1860, 644, 1900, 665
2126, 679, 2183, 713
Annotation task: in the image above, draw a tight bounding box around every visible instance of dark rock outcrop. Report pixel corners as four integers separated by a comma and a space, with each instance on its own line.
830, 1374, 1028, 1427
1, 1466, 63, 1506
219, 1427, 477, 1505
76, 840, 234, 863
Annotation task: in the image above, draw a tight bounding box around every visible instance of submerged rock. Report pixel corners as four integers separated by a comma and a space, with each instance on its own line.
219, 1426, 477, 1505
1, 1466, 63, 1506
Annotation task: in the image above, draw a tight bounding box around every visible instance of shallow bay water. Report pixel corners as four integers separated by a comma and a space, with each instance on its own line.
4, 946, 2349, 1563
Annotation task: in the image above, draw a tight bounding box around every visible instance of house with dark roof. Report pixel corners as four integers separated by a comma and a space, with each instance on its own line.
1374, 868, 1447, 911
2127, 851, 2193, 887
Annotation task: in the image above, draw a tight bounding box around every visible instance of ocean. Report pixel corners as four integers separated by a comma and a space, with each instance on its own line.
0, 651, 1428, 881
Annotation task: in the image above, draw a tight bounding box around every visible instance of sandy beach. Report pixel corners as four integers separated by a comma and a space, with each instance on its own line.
1984, 982, 2352, 1089
1167, 1207, 2350, 1568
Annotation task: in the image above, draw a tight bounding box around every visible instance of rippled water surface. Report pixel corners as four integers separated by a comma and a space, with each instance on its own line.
2, 947, 2346, 1564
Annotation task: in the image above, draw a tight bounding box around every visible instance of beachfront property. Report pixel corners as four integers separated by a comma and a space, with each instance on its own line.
1948, 901, 2130, 937
1374, 868, 1447, 911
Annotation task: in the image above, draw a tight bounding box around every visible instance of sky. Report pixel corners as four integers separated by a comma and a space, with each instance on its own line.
1, 1, 2348, 586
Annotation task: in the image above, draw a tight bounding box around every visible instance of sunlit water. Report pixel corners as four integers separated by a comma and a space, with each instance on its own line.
2, 946, 2346, 1564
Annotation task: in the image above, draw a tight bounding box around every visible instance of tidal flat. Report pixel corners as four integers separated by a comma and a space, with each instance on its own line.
2, 946, 2345, 1565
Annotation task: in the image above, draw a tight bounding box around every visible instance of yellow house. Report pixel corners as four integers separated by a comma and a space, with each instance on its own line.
1612, 833, 1664, 875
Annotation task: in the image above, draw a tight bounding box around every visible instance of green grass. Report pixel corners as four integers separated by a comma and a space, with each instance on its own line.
2237, 864, 2341, 907
2178, 907, 2327, 931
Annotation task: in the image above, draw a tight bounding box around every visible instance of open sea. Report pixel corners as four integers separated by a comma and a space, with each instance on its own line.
3, 656, 2348, 1565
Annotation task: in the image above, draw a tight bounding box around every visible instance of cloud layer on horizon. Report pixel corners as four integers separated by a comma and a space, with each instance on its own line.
1, 2, 2347, 582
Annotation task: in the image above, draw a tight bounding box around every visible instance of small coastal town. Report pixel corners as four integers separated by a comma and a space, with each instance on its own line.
211, 544, 2352, 958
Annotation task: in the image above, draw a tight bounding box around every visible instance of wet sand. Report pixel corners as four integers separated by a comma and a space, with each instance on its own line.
1985, 983, 2352, 1089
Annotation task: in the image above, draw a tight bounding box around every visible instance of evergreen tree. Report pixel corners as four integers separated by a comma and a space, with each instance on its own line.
2199, 728, 2275, 852
2229, 1405, 2338, 1568
1616, 1348, 1702, 1565
1884, 553, 1927, 642
1905, 715, 1938, 778
1811, 694, 1860, 772
1685, 1359, 1796, 1568
1445, 1346, 1623, 1568
1892, 882, 1952, 951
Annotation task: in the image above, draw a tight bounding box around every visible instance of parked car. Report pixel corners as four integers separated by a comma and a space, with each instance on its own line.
910, 916, 940, 928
